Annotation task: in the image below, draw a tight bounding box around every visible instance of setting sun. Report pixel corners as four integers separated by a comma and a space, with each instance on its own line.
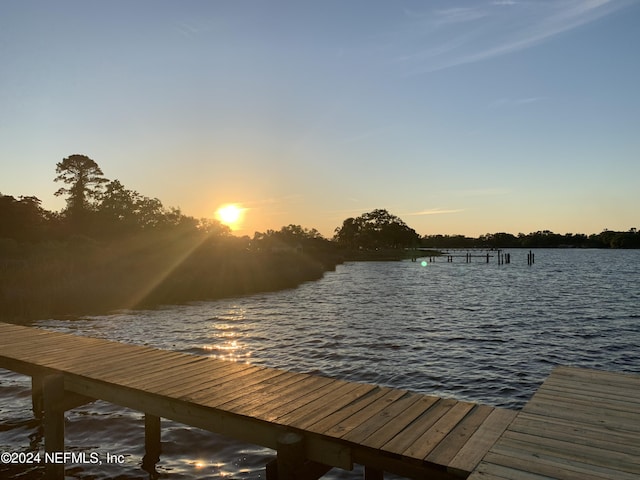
216, 204, 244, 229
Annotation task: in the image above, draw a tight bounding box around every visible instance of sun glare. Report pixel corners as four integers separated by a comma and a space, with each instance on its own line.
216, 204, 243, 229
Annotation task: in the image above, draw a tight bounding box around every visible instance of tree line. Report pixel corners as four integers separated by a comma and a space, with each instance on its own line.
1, 154, 638, 249
422, 229, 640, 249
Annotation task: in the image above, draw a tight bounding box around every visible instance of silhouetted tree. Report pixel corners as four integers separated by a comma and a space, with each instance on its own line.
334, 209, 419, 249
54, 154, 108, 231
98, 180, 140, 233
0, 194, 49, 241
478, 232, 518, 248
253, 224, 326, 251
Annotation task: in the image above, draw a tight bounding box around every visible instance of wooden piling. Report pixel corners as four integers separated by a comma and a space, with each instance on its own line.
364, 466, 384, 479
142, 413, 161, 472
527, 250, 535, 266
43, 374, 65, 480
276, 432, 305, 480
32, 374, 44, 419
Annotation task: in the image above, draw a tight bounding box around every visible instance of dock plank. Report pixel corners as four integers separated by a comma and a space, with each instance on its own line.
448, 408, 517, 475
381, 397, 459, 456
427, 404, 494, 467
402, 401, 475, 462
343, 392, 426, 447
305, 387, 389, 435
322, 388, 408, 439
358, 394, 440, 450
281, 382, 377, 430
213, 371, 310, 411
469, 366, 640, 480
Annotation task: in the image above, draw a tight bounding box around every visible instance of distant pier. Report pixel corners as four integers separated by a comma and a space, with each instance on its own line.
413, 249, 536, 266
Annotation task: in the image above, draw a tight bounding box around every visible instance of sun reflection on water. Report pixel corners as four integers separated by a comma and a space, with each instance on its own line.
202, 309, 252, 362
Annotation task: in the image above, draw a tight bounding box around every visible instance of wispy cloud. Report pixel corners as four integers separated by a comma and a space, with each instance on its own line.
433, 7, 488, 25
395, 0, 633, 74
489, 97, 544, 109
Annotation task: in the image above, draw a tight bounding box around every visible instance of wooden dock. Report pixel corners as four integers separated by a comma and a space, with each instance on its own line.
2, 323, 639, 480
0, 322, 516, 479
468, 365, 640, 479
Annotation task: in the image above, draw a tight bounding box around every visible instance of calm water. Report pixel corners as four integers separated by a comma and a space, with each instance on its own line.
1, 249, 639, 479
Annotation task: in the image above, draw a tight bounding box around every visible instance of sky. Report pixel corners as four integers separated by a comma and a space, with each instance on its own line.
1, 0, 639, 238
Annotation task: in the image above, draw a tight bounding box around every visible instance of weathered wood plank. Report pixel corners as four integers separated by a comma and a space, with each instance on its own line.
402, 400, 475, 462
531, 387, 640, 414
498, 430, 640, 474
551, 365, 640, 389
381, 397, 459, 456
261, 378, 359, 424
342, 392, 425, 446
65, 349, 197, 380
359, 395, 439, 450
245, 375, 338, 421
522, 400, 640, 433
220, 373, 327, 418
512, 411, 639, 452
86, 354, 209, 385
132, 357, 227, 392
214, 371, 310, 411
322, 388, 408, 439
259, 378, 355, 423
470, 460, 561, 479
132, 359, 256, 394
426, 404, 494, 468
305, 387, 389, 435
283, 382, 378, 431
167, 365, 288, 404
484, 445, 640, 480
448, 408, 517, 476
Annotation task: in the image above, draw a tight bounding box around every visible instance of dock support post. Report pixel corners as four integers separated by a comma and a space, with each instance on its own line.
277, 432, 304, 479
142, 414, 161, 473
266, 430, 331, 480
364, 465, 384, 479
32, 374, 44, 419
43, 374, 65, 480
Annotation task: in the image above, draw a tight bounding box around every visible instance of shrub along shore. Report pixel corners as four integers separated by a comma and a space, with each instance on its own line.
0, 233, 346, 323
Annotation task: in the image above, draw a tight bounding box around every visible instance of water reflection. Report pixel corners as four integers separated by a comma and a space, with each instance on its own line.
204, 310, 252, 362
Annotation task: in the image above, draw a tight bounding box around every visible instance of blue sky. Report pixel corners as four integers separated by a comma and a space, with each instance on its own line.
2, 1, 639, 237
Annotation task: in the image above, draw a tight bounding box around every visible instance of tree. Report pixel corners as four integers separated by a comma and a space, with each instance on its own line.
54, 154, 108, 228
99, 180, 139, 226
334, 209, 419, 249
0, 194, 49, 240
